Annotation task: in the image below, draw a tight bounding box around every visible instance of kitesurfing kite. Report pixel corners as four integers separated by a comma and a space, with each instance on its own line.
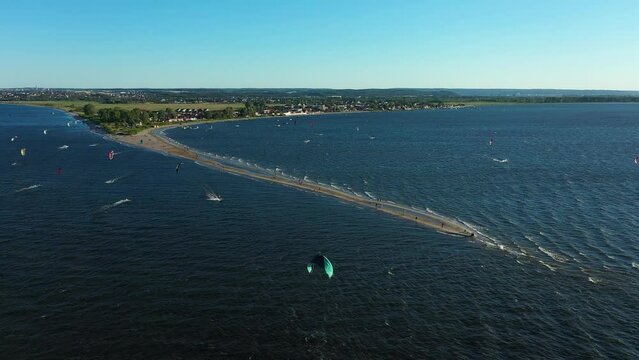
107, 150, 114, 160
307, 254, 334, 278
635, 156, 639, 165
20, 148, 26, 156
175, 162, 183, 173
43, 129, 48, 135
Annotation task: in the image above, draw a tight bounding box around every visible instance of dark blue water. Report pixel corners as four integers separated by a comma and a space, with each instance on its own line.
2, 104, 639, 358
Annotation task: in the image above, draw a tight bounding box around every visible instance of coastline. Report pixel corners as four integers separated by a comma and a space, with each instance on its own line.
108, 120, 476, 238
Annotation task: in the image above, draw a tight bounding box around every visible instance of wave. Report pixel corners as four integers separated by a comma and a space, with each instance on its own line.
99, 199, 131, 212
15, 184, 41, 193
58, 145, 69, 150
632, 262, 639, 270
492, 158, 508, 163
304, 139, 311, 143
89, 143, 99, 147
459, 220, 530, 258
537, 246, 569, 263
539, 260, 557, 272
588, 276, 602, 284
364, 191, 376, 200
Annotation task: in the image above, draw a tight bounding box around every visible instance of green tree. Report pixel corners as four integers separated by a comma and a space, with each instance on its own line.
140, 111, 150, 123
83, 103, 96, 116
223, 106, 235, 118
166, 108, 177, 119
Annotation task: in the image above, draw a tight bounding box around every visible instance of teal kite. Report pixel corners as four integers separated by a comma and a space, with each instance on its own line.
307, 255, 333, 278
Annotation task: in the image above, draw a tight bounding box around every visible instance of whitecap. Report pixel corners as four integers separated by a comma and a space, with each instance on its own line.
538, 260, 557, 272
588, 277, 602, 284
538, 246, 568, 263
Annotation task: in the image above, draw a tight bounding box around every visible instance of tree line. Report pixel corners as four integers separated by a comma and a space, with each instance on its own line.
82, 103, 237, 129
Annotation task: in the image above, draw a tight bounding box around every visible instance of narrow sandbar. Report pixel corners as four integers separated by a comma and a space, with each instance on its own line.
112, 126, 475, 237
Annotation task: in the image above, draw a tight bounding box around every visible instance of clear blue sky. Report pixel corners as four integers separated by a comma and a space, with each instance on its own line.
1, 0, 638, 89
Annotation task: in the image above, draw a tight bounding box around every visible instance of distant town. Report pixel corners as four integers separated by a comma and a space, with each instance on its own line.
2, 88, 638, 134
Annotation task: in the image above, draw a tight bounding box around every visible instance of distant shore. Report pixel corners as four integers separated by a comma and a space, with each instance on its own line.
108, 120, 476, 238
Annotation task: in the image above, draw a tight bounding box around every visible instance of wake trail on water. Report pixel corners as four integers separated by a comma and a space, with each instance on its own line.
15, 184, 41, 193
492, 158, 508, 163
98, 199, 131, 212
105, 176, 126, 184
203, 186, 223, 202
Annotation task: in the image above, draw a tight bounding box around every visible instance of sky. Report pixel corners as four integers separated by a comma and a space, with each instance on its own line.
1, 0, 638, 89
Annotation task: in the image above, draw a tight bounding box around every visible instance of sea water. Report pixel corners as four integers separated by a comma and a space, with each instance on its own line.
2, 103, 639, 358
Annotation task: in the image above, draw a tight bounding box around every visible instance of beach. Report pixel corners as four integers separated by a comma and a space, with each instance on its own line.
112, 125, 475, 237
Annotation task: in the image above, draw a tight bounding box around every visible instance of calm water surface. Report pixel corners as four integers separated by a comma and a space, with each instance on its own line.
2, 104, 638, 358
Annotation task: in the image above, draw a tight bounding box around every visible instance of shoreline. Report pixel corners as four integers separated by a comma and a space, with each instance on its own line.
109, 121, 476, 238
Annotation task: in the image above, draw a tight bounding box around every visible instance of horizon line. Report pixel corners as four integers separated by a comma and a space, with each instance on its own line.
2, 87, 639, 92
